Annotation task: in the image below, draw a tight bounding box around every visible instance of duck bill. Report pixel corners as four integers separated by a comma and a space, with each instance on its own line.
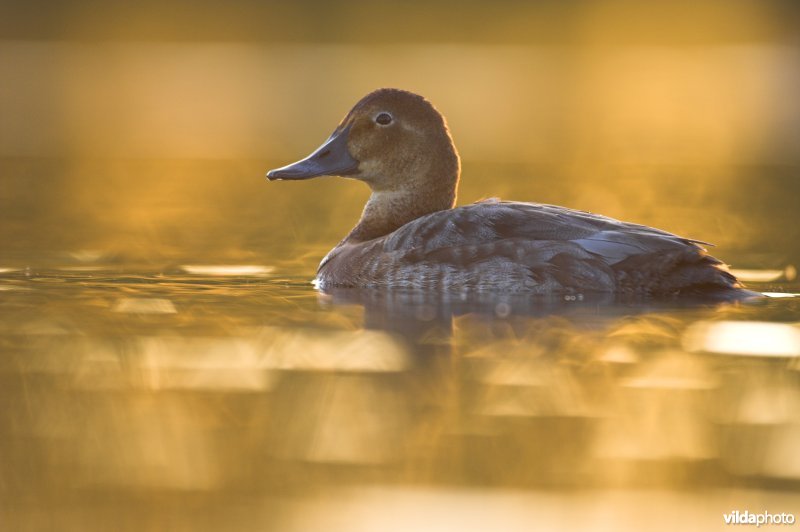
266, 125, 359, 181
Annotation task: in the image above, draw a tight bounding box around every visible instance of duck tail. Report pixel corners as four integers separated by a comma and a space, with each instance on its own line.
615, 248, 759, 300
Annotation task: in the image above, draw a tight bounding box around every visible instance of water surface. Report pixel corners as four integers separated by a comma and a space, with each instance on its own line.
1, 259, 798, 531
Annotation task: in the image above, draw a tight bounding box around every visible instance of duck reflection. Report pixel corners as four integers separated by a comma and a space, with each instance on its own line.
321, 287, 626, 338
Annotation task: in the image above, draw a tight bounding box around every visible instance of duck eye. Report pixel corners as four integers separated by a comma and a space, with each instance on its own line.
375, 112, 393, 126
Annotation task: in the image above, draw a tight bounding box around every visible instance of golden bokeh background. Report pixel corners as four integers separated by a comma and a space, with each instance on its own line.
1, 0, 798, 272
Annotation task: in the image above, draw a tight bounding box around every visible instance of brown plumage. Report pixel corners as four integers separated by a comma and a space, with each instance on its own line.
267, 88, 755, 299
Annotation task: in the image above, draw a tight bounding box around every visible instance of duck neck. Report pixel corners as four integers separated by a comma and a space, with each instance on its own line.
343, 188, 451, 243
344, 177, 457, 244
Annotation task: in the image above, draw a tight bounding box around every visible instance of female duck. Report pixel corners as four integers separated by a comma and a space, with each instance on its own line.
267, 88, 750, 298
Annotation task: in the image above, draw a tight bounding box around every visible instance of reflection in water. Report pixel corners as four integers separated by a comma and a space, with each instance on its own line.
0, 269, 799, 529
180, 265, 275, 276
111, 298, 178, 314
73, 336, 273, 392
684, 320, 800, 357
260, 327, 408, 372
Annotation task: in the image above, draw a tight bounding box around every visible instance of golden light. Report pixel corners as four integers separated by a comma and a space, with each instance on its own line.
731, 265, 797, 283
111, 297, 177, 314
683, 321, 800, 357
180, 264, 275, 276
260, 327, 409, 373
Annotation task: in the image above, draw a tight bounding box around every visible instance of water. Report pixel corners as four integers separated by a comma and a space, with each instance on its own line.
1, 255, 799, 531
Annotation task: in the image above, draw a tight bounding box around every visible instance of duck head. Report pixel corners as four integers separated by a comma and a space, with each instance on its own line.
267, 88, 460, 195
267, 89, 460, 242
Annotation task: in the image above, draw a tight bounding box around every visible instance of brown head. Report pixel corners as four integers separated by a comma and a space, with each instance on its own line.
267, 89, 461, 241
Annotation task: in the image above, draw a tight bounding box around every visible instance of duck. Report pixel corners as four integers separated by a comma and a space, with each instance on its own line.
267, 88, 754, 299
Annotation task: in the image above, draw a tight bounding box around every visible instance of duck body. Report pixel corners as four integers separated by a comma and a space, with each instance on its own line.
268, 88, 751, 299
316, 200, 740, 296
